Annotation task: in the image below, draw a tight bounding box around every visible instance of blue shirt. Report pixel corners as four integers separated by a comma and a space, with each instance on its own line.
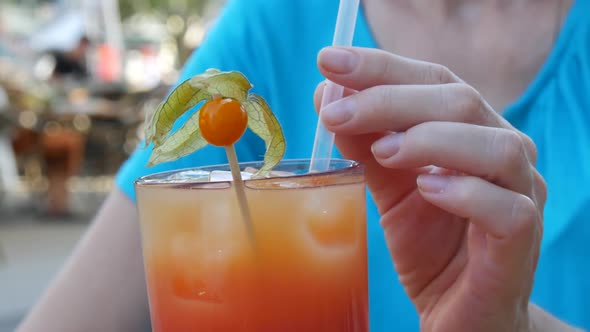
116, 0, 590, 330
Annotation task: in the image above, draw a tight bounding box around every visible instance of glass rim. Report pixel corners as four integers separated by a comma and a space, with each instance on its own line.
134, 158, 364, 188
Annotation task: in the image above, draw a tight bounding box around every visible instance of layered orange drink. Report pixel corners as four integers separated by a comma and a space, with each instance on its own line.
135, 161, 368, 331
136, 70, 369, 331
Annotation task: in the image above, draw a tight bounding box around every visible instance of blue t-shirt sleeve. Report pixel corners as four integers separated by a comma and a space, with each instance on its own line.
115, 0, 264, 201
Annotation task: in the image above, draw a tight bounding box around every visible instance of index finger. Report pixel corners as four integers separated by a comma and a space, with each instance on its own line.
318, 46, 461, 90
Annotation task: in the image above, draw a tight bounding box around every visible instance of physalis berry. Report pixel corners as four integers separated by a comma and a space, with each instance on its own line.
199, 98, 248, 147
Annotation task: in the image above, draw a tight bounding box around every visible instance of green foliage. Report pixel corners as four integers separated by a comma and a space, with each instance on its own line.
118, 0, 209, 19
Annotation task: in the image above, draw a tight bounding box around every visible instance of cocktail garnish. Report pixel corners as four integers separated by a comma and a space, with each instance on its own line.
144, 69, 288, 247
144, 69, 285, 177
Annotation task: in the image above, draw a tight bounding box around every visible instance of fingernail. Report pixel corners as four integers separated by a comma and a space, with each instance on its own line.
417, 175, 450, 194
318, 47, 359, 74
372, 133, 404, 159
322, 98, 355, 126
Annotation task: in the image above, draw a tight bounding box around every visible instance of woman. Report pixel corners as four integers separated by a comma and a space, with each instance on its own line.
18, 0, 589, 331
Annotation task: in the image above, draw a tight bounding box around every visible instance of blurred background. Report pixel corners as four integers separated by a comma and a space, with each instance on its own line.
0, 0, 225, 330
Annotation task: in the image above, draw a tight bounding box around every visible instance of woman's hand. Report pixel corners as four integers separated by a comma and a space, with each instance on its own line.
315, 46, 546, 332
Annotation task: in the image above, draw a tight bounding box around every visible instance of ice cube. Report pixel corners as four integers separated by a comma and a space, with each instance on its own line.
277, 181, 301, 188
243, 167, 259, 174
167, 169, 210, 182
209, 170, 252, 182
243, 167, 295, 178
268, 170, 297, 177
298, 190, 362, 254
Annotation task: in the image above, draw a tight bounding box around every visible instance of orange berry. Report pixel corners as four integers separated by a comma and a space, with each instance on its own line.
199, 98, 248, 146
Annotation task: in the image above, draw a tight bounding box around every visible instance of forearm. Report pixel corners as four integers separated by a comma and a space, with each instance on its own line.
17, 189, 150, 332
529, 303, 585, 332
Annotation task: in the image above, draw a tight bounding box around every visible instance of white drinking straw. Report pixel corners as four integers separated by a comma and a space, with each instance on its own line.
310, 0, 360, 172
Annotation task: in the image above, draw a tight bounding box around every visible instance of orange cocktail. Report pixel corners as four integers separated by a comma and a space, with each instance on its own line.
135, 159, 368, 331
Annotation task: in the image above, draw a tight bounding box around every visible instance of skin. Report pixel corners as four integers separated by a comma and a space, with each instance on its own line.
17, 0, 584, 331
362, 0, 570, 112
17, 189, 151, 332
314, 46, 571, 332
